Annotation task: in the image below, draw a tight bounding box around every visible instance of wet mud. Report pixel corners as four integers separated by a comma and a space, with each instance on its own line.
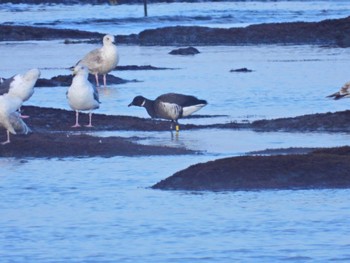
1, 106, 350, 161
152, 147, 350, 191
0, 106, 198, 158
2, 16, 350, 47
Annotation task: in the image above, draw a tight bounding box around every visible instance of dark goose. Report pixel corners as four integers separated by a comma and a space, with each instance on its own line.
128, 93, 207, 131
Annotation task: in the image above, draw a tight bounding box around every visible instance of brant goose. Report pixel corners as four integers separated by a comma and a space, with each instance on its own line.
128, 93, 207, 131
67, 65, 100, 128
0, 68, 40, 117
74, 34, 119, 87
0, 94, 31, 144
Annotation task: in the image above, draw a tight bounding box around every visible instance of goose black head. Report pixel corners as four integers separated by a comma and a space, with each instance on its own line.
128, 96, 146, 107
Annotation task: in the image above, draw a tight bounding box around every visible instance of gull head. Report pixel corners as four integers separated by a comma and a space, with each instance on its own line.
103, 34, 116, 45
23, 68, 41, 82
72, 65, 89, 76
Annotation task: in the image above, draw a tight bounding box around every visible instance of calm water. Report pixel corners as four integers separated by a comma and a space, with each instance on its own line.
1, 1, 350, 262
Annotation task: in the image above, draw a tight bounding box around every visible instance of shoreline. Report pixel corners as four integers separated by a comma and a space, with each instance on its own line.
1, 16, 350, 47
1, 105, 350, 160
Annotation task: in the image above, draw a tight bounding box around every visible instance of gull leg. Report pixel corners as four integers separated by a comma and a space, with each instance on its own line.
103, 74, 107, 87
72, 110, 81, 128
18, 107, 30, 118
85, 112, 93, 127
95, 73, 100, 87
1, 130, 11, 145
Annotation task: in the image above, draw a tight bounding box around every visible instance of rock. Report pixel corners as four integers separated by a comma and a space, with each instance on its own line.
2, 16, 350, 46
34, 73, 134, 87
152, 147, 350, 191
135, 17, 350, 46
0, 133, 193, 158
115, 65, 174, 70
230, 68, 253, 73
0, 25, 102, 41
169, 46, 200, 55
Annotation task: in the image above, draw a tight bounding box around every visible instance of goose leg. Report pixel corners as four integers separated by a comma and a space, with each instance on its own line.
175, 121, 180, 132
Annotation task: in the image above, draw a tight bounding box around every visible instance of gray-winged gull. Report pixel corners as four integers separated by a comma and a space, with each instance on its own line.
0, 68, 41, 117
0, 94, 31, 145
128, 93, 208, 131
67, 65, 100, 127
75, 34, 119, 87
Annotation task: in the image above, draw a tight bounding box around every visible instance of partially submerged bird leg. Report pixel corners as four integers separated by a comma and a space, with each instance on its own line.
170, 120, 180, 132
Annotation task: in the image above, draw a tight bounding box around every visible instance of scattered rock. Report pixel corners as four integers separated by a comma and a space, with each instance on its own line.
169, 46, 200, 55
115, 65, 175, 70
230, 68, 253, 73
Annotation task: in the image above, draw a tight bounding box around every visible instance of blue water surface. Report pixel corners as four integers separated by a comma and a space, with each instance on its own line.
1, 1, 350, 262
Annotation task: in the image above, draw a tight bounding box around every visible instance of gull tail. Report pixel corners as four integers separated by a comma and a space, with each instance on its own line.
9, 112, 32, 135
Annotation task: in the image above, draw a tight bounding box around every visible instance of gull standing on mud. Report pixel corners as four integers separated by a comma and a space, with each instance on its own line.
67, 65, 100, 127
327, 81, 350, 100
0, 94, 31, 145
128, 93, 208, 131
75, 34, 119, 87
0, 68, 41, 117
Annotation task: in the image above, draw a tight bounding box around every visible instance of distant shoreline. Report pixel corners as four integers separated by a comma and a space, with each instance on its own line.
1, 16, 350, 47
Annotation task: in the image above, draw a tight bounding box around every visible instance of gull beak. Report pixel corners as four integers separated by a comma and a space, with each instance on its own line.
69, 66, 76, 75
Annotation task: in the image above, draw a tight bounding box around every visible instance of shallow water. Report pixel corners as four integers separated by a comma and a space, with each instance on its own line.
1, 1, 350, 262
1, 43, 350, 121
1, 157, 350, 262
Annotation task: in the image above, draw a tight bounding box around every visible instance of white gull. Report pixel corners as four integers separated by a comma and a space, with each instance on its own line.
67, 65, 100, 128
0, 68, 41, 117
75, 34, 119, 87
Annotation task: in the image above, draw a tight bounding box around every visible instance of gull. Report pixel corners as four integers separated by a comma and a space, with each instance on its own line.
0, 94, 31, 145
67, 65, 100, 128
128, 93, 208, 131
75, 34, 119, 87
0, 68, 41, 117
327, 81, 350, 100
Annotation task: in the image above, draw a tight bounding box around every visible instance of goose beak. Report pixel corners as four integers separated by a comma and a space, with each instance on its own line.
128, 102, 133, 107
